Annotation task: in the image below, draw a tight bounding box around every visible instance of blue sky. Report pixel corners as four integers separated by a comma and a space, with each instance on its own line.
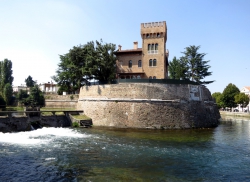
0, 0, 249, 94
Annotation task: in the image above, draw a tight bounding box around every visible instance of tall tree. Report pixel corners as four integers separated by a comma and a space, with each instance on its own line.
221, 83, 240, 108
168, 56, 188, 80
0, 59, 14, 92
235, 93, 249, 111
3, 83, 13, 105
88, 40, 116, 82
25, 75, 36, 87
181, 45, 213, 84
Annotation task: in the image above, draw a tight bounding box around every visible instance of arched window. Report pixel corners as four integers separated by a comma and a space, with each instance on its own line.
149, 59, 153, 66
157, 33, 160, 37
146, 34, 150, 38
153, 76, 156, 79
149, 76, 152, 79
151, 44, 155, 53
137, 75, 141, 79
128, 60, 132, 68
138, 60, 142, 67
148, 44, 151, 52
153, 59, 157, 66
155, 44, 158, 51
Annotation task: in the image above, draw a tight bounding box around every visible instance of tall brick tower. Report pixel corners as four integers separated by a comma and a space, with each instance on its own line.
140, 21, 168, 79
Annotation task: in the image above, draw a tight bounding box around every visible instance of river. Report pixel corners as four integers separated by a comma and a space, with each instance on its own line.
0, 115, 250, 181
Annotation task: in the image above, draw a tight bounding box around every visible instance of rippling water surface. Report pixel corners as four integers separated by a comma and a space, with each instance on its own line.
1, 116, 250, 181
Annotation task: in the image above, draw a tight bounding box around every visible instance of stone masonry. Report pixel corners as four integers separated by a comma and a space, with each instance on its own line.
77, 83, 220, 129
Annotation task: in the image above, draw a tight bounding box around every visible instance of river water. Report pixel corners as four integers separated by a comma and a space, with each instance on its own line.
0, 116, 250, 182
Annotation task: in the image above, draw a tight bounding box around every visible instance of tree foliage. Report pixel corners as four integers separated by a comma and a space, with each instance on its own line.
0, 59, 14, 105
168, 45, 213, 84
52, 40, 116, 93
235, 93, 249, 111
0, 59, 14, 90
3, 83, 13, 105
19, 86, 45, 107
168, 56, 188, 80
212, 92, 224, 109
221, 83, 240, 108
25, 75, 36, 87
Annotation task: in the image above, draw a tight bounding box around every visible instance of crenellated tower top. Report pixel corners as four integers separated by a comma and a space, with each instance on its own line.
140, 21, 167, 42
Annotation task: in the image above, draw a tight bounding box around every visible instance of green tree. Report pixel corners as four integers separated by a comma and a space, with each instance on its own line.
17, 90, 29, 105
3, 83, 13, 105
0, 95, 6, 109
168, 56, 188, 80
221, 83, 240, 109
212, 92, 224, 109
181, 45, 213, 84
52, 40, 116, 93
20, 85, 45, 107
25, 75, 36, 87
87, 40, 116, 82
0, 59, 14, 91
235, 93, 249, 111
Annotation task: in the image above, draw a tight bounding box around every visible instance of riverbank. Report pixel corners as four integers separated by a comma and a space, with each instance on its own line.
220, 111, 250, 119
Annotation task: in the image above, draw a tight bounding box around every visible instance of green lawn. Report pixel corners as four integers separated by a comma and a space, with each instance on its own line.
72, 114, 91, 120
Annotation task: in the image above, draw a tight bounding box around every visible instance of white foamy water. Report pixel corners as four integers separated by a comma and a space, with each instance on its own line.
0, 127, 89, 145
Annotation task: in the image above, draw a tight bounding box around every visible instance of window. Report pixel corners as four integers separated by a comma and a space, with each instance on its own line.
155, 44, 158, 52
148, 43, 158, 54
149, 76, 152, 79
153, 76, 156, 79
148, 44, 151, 51
128, 60, 132, 68
151, 44, 155, 53
137, 75, 141, 79
157, 33, 160, 37
138, 60, 142, 67
153, 59, 157, 66
146, 34, 150, 38
149, 59, 153, 66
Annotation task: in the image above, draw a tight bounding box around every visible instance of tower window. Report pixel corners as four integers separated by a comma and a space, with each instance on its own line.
157, 33, 160, 37
149, 76, 152, 79
148, 44, 151, 51
138, 60, 142, 67
153, 76, 156, 79
128, 60, 132, 68
147, 43, 158, 54
146, 34, 150, 38
153, 59, 157, 66
149, 59, 152, 66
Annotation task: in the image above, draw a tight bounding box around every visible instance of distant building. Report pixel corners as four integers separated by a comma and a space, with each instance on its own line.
39, 82, 59, 94
13, 84, 28, 93
240, 86, 250, 96
240, 86, 250, 111
115, 21, 169, 79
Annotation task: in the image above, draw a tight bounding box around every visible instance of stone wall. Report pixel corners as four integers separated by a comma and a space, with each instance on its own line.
77, 83, 220, 129
44, 94, 78, 108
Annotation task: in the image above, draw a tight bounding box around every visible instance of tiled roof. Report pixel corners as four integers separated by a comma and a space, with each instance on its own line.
115, 48, 142, 53
244, 86, 250, 91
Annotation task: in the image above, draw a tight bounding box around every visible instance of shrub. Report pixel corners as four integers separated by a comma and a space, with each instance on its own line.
72, 121, 80, 127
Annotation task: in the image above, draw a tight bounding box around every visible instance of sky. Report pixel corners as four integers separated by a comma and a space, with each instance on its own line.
0, 0, 249, 94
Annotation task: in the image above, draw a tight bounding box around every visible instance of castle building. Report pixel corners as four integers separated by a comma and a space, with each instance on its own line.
115, 21, 169, 79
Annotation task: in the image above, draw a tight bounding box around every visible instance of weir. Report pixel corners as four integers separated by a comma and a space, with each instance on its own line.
0, 110, 89, 133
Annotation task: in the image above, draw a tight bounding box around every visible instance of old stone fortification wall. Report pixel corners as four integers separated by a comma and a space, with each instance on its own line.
44, 94, 78, 108
77, 83, 220, 129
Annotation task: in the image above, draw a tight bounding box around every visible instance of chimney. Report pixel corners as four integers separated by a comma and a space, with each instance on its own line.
133, 42, 138, 49
118, 45, 122, 51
